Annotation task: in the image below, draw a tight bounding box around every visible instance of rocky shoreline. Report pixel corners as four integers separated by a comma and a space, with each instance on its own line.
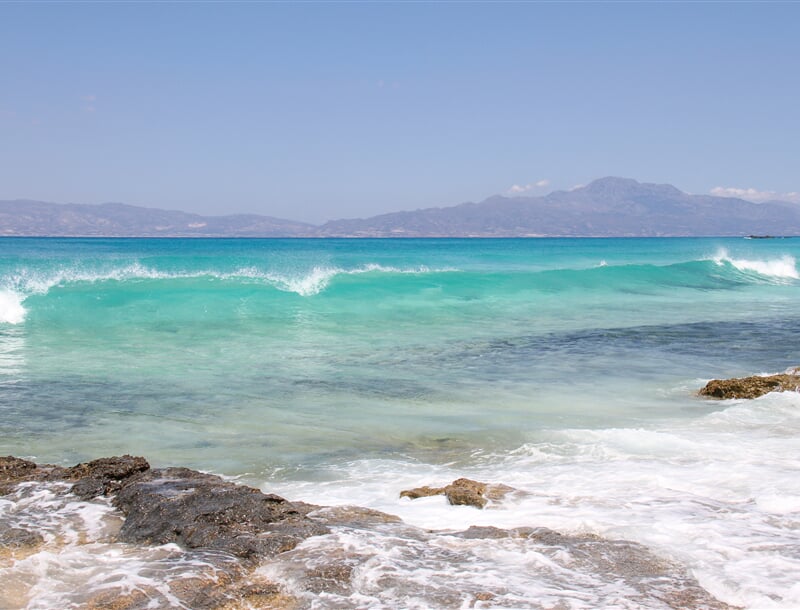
0, 453, 742, 609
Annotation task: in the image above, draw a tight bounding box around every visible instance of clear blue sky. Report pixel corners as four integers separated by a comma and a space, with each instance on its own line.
1, 2, 798, 223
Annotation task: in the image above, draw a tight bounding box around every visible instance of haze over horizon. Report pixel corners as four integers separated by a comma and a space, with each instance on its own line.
2, 3, 799, 222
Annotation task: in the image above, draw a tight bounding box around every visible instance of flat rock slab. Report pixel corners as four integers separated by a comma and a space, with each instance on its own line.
700, 370, 800, 399
114, 467, 329, 560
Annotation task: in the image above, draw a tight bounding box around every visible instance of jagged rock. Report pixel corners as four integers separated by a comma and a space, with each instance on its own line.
0, 456, 38, 495
444, 478, 491, 508
0, 456, 37, 480
0, 456, 63, 495
65, 455, 150, 500
700, 370, 800, 399
114, 467, 329, 560
0, 454, 150, 499
400, 477, 514, 509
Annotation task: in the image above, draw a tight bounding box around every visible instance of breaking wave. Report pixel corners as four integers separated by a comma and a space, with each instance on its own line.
0, 263, 454, 323
713, 248, 799, 280
1, 250, 798, 325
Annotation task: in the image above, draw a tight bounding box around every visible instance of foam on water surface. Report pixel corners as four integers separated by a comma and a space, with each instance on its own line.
0, 481, 248, 609
263, 392, 800, 609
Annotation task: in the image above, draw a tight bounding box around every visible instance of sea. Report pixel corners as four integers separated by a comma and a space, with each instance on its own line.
1, 237, 799, 609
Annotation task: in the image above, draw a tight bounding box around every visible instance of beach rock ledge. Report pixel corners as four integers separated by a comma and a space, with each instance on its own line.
699, 368, 800, 399
0, 454, 328, 561
114, 466, 328, 559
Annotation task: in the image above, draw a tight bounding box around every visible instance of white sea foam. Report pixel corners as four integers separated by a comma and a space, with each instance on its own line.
0, 289, 26, 324
0, 482, 240, 609
713, 248, 799, 280
264, 392, 800, 609
259, 524, 698, 609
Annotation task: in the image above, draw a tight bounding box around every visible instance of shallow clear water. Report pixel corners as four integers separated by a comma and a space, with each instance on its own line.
1, 237, 799, 608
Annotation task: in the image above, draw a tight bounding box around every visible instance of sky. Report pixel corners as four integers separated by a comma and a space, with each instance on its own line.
1, 2, 799, 224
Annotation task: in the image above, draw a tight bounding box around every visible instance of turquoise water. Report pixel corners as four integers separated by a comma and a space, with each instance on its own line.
1, 237, 797, 471
2, 237, 800, 608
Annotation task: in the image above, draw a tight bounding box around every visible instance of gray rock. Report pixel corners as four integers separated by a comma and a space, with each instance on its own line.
114, 467, 329, 560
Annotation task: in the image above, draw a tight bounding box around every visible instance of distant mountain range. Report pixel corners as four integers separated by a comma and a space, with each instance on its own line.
3, 177, 800, 237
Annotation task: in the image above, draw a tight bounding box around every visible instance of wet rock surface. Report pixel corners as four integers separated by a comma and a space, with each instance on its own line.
400, 477, 515, 509
700, 369, 800, 399
64, 455, 150, 500
0, 456, 47, 495
114, 467, 329, 560
2, 456, 329, 561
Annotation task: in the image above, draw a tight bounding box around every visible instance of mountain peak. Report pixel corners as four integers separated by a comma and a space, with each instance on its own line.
581, 177, 683, 198
584, 177, 641, 191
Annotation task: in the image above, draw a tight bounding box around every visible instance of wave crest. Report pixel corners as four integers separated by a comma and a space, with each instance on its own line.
260, 264, 443, 296
713, 249, 799, 280
0, 263, 453, 322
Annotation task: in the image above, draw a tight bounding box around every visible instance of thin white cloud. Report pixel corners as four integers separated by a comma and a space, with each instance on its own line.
711, 186, 800, 204
506, 179, 550, 196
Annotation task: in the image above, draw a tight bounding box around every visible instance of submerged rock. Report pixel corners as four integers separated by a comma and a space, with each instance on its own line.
0, 527, 44, 549
266, 521, 739, 609
309, 505, 403, 528
114, 467, 329, 560
699, 369, 800, 399
84, 567, 295, 610
400, 477, 515, 509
